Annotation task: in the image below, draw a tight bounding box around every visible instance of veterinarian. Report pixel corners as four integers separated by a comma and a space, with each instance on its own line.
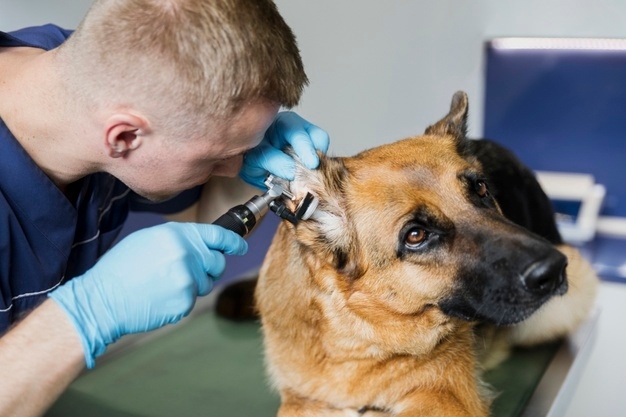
0, 0, 329, 415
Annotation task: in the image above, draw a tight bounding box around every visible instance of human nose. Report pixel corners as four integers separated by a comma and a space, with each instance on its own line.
212, 155, 244, 177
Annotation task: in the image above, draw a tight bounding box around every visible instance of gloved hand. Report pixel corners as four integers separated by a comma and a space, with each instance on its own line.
239, 111, 330, 189
49, 222, 247, 368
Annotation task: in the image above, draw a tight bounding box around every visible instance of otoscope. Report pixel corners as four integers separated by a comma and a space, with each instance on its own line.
212, 175, 318, 237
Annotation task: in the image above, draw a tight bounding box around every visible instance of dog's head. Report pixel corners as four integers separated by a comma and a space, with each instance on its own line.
284, 91, 567, 326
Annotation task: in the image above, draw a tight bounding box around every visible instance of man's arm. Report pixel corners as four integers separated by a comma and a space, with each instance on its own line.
0, 299, 84, 417
0, 222, 247, 416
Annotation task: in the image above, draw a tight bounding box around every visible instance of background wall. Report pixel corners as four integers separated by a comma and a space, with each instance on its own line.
3, 0, 625, 156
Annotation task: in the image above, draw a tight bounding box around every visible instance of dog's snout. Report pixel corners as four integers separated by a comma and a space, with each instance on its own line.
522, 251, 568, 295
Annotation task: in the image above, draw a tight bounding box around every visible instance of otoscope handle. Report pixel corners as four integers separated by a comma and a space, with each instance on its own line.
211, 176, 287, 237
212, 204, 257, 237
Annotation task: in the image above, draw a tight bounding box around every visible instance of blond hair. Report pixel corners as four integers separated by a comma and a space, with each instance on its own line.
57, 0, 307, 133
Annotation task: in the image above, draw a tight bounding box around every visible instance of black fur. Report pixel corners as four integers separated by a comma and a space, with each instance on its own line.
458, 139, 563, 245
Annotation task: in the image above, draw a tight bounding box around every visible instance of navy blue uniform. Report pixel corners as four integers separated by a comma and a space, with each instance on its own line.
0, 25, 200, 332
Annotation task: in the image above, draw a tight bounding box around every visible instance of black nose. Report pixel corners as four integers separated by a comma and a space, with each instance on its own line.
522, 251, 568, 295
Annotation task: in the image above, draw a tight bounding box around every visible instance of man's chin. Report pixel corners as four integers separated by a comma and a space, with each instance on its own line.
132, 190, 179, 204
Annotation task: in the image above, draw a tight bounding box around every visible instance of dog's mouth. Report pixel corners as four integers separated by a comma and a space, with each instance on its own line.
438, 250, 568, 326
439, 289, 564, 325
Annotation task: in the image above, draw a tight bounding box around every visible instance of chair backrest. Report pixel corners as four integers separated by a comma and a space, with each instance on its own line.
483, 38, 626, 281
483, 38, 626, 219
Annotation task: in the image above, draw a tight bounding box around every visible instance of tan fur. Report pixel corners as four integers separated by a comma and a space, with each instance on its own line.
255, 93, 598, 416
258, 234, 489, 416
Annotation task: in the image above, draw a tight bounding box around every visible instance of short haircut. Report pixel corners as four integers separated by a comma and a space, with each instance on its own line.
57, 0, 308, 132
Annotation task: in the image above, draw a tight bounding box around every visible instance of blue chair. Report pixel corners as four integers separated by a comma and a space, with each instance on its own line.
483, 37, 626, 282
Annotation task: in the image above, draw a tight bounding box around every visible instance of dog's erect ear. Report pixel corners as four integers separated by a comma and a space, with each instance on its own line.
288, 154, 364, 280
424, 91, 469, 141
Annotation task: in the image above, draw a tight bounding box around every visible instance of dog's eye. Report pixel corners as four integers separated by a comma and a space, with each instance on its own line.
405, 227, 428, 247
476, 180, 489, 198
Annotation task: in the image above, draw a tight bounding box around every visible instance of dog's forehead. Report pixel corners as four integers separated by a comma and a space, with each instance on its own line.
352, 135, 466, 167
339, 135, 476, 246
346, 135, 472, 194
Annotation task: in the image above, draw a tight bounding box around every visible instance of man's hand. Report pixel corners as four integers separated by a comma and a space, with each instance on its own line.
49, 222, 248, 368
239, 111, 330, 189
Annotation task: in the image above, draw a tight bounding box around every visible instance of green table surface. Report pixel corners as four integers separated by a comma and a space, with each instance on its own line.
46, 310, 559, 417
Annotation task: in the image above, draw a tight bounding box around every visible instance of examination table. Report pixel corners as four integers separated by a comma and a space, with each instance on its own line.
45, 215, 596, 417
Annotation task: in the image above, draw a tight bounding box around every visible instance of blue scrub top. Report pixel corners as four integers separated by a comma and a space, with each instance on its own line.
0, 25, 201, 332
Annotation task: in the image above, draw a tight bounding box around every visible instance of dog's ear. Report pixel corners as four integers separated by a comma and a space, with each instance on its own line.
424, 91, 469, 141
288, 154, 364, 280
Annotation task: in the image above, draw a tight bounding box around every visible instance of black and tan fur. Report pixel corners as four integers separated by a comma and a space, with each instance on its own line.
255, 92, 598, 416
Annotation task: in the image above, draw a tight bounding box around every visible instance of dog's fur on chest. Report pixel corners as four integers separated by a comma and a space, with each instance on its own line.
255, 92, 598, 416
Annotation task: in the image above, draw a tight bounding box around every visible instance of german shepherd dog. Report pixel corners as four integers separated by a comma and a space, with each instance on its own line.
254, 92, 598, 416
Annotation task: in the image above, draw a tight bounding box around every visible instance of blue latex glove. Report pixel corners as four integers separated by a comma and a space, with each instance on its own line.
240, 111, 330, 189
49, 222, 247, 368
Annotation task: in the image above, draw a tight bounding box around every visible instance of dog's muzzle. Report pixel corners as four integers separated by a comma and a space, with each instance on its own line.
521, 250, 568, 296
438, 230, 570, 325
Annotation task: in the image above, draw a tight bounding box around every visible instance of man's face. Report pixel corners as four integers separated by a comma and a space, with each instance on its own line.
120, 100, 280, 201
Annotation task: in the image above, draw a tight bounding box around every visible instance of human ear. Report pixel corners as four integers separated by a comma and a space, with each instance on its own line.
105, 113, 150, 158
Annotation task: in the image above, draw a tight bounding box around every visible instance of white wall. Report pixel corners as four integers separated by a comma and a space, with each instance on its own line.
1, 0, 90, 31
3, 1, 625, 157
273, 0, 626, 156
